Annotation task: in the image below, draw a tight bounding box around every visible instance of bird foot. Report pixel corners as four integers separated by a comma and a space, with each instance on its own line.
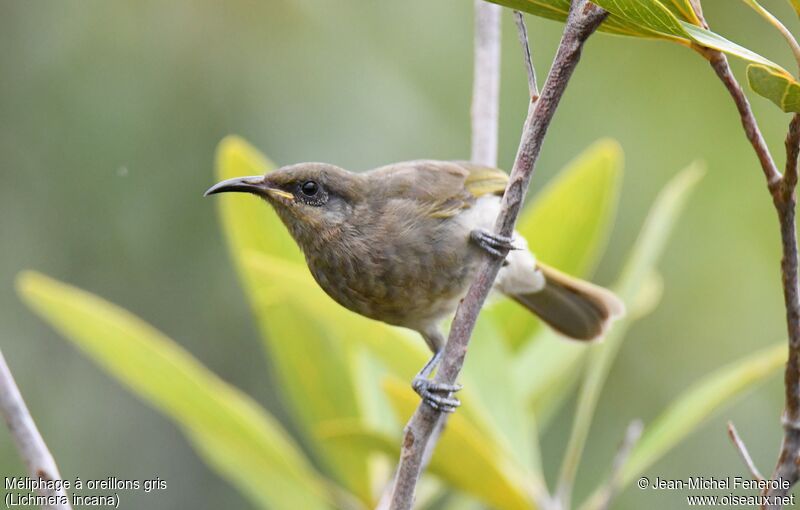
471, 228, 518, 259
412, 377, 462, 413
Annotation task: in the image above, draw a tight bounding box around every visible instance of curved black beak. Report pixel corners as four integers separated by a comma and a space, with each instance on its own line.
204, 175, 295, 201
204, 176, 267, 197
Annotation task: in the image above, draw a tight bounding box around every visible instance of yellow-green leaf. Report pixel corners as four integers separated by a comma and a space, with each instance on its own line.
591, 0, 690, 39
681, 22, 788, 71
381, 377, 539, 510
244, 252, 425, 380
618, 342, 785, 488
512, 271, 663, 433
487, 139, 623, 349
214, 137, 373, 502
558, 163, 704, 493
523, 139, 623, 282
748, 64, 800, 112
16, 271, 332, 510
661, 0, 702, 25
513, 330, 588, 423
494, 0, 794, 98
463, 317, 542, 476
214, 136, 302, 264
791, 0, 800, 18
487, 0, 680, 38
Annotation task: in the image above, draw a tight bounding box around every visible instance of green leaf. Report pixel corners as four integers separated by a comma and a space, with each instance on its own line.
618, 342, 785, 487
661, 0, 702, 25
244, 252, 425, 380
591, 0, 691, 39
16, 271, 332, 510
487, 0, 684, 38
557, 163, 704, 495
680, 22, 788, 71
748, 64, 800, 112
380, 377, 540, 510
523, 139, 623, 282
462, 317, 542, 476
513, 329, 587, 419
242, 251, 537, 496
487, 139, 623, 349
214, 136, 302, 264
512, 271, 663, 434
491, 0, 800, 95
615, 163, 704, 299
214, 138, 373, 502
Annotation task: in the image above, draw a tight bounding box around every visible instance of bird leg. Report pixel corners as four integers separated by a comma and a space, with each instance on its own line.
412, 350, 462, 413
470, 228, 518, 259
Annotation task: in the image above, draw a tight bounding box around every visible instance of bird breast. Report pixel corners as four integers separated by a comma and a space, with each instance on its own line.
304, 196, 505, 330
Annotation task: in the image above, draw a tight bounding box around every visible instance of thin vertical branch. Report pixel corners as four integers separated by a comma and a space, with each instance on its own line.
387, 2, 608, 508
378, 6, 502, 507
513, 10, 540, 101
741, 0, 800, 73
0, 350, 72, 510
764, 112, 800, 509
471, 0, 502, 167
691, 2, 800, 507
698, 47, 782, 190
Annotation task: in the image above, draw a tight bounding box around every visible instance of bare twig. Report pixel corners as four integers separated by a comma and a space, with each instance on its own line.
378, 5, 503, 507
691, 2, 800, 506
782, 113, 800, 201
471, 0, 502, 167
387, 2, 608, 508
698, 47, 782, 191
0, 350, 72, 510
727, 421, 765, 482
513, 10, 540, 101
764, 113, 800, 509
742, 0, 800, 73
591, 420, 644, 510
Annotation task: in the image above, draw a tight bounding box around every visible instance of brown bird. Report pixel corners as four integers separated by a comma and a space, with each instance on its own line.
206, 160, 624, 412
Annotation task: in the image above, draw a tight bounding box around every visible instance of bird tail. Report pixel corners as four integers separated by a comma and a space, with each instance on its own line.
507, 262, 625, 341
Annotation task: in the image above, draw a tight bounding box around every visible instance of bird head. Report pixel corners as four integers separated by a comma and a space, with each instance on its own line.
205, 162, 364, 250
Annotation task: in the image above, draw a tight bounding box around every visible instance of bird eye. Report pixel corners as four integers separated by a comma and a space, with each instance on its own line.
300, 180, 319, 197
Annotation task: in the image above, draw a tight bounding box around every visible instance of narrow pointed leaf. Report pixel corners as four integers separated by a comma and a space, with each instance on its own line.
558, 163, 704, 493
487, 0, 682, 38
681, 22, 789, 72
591, 0, 690, 38
488, 139, 623, 348
16, 271, 332, 510
215, 136, 303, 264
381, 377, 540, 510
618, 342, 784, 486
662, 0, 702, 25
522, 139, 623, 281
244, 252, 424, 380
462, 317, 542, 475
513, 271, 663, 434
215, 137, 372, 501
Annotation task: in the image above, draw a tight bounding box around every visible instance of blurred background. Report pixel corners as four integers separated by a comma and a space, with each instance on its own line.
1, 1, 798, 508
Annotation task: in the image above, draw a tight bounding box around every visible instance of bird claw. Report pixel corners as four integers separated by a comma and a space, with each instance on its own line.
471, 229, 518, 259
412, 377, 462, 413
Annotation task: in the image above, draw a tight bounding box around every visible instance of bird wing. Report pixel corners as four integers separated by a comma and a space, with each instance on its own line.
367, 160, 508, 219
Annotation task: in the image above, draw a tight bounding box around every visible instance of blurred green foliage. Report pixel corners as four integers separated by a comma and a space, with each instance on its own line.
3, 1, 800, 509
15, 139, 784, 509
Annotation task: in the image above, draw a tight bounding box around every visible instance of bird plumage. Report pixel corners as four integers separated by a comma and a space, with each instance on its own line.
206, 159, 625, 411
